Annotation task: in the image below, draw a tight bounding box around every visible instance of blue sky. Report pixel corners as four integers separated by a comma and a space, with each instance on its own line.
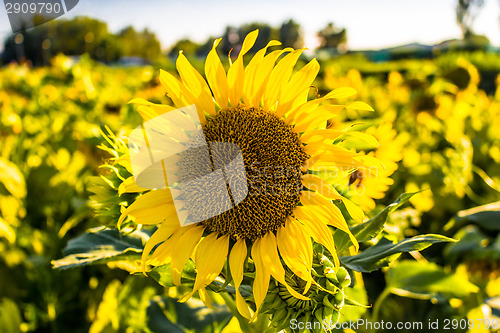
1, 0, 499, 51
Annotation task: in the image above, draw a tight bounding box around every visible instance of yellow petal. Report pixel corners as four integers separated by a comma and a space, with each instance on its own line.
227, 29, 259, 106
159, 69, 206, 124
141, 222, 181, 273
205, 38, 229, 109
300, 192, 359, 251
293, 104, 345, 133
198, 287, 215, 310
177, 52, 216, 116
323, 87, 357, 99
115, 153, 133, 174
277, 219, 313, 293
293, 208, 340, 267
346, 101, 374, 111
276, 58, 319, 117
242, 40, 282, 105
147, 225, 185, 266
250, 48, 293, 107
302, 174, 365, 227
341, 197, 365, 224
285, 99, 322, 126
170, 225, 205, 286
307, 147, 364, 169
229, 238, 252, 319
251, 237, 270, 318
128, 98, 177, 121
301, 174, 343, 200
118, 176, 148, 196
260, 233, 309, 301
299, 129, 343, 145
191, 234, 229, 293
263, 49, 303, 110
118, 189, 173, 227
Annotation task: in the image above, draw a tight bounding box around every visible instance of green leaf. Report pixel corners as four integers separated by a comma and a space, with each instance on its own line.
386, 260, 479, 299
334, 192, 419, 253
340, 234, 456, 272
52, 227, 147, 269
455, 201, 500, 231
147, 297, 233, 333
147, 261, 197, 288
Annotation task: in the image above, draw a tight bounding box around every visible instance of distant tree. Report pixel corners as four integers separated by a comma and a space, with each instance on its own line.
1, 17, 163, 65
168, 39, 201, 58
117, 26, 162, 61
317, 23, 347, 52
50, 17, 110, 56
219, 23, 278, 57
1, 16, 122, 64
456, 0, 484, 38
279, 19, 303, 49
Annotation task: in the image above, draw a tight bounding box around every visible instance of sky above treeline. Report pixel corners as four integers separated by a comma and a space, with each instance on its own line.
1, 0, 499, 51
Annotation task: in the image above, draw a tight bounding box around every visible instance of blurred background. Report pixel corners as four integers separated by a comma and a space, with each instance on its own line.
1, 0, 500, 332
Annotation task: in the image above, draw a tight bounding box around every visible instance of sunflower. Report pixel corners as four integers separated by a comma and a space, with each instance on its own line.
346, 122, 404, 211
117, 30, 376, 319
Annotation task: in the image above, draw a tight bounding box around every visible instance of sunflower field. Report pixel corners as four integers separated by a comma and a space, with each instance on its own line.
1, 31, 500, 333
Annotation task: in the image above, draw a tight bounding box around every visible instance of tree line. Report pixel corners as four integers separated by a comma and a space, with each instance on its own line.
0, 0, 490, 66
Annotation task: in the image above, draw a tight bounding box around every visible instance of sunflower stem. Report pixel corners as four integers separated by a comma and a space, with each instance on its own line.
371, 287, 392, 331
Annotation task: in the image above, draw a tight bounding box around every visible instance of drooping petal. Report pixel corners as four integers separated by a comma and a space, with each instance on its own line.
259, 233, 309, 301
198, 287, 215, 310
262, 49, 303, 110
141, 222, 181, 273
277, 218, 313, 293
227, 29, 259, 106
170, 225, 205, 286
147, 224, 186, 266
293, 208, 340, 267
190, 234, 229, 294
229, 238, 252, 319
251, 237, 270, 318
276, 58, 320, 117
205, 38, 229, 109
300, 192, 359, 251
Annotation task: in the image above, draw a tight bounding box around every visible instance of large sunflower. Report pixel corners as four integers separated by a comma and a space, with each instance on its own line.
118, 30, 375, 319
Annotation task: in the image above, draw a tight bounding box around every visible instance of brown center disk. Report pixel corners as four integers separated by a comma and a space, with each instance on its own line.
182, 106, 308, 241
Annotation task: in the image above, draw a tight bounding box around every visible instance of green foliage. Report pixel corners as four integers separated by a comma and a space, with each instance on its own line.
52, 228, 145, 269
341, 235, 456, 272
2, 40, 500, 332
147, 297, 233, 333
2, 16, 163, 65
387, 260, 479, 299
